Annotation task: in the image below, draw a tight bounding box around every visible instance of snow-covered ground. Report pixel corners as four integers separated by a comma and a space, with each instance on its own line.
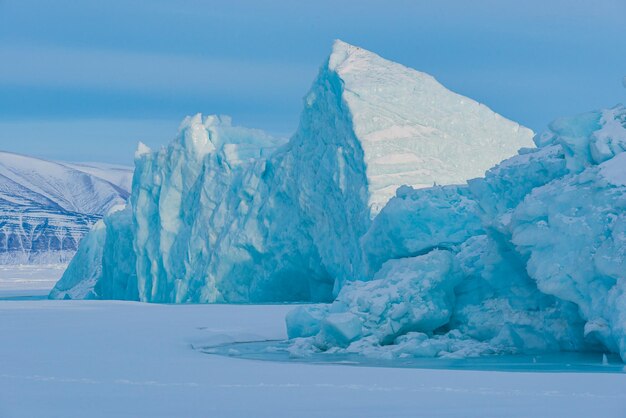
0, 264, 65, 298
1, 267, 625, 418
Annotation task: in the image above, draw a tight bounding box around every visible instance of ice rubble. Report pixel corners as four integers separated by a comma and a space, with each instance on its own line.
287, 104, 626, 361
51, 40, 532, 303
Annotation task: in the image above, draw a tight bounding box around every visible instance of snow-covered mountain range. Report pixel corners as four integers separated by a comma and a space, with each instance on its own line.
0, 151, 131, 264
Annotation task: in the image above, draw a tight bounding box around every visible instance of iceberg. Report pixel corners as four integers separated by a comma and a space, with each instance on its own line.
52, 40, 532, 303
51, 38, 626, 363
287, 104, 626, 361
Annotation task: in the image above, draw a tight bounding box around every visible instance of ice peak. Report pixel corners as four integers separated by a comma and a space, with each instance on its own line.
204, 114, 233, 128
328, 39, 375, 72
178, 113, 215, 156
135, 142, 151, 159
331, 38, 354, 52
322, 39, 535, 213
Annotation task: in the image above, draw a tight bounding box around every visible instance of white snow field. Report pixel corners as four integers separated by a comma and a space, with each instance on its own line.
59, 161, 134, 192
0, 264, 65, 299
1, 298, 625, 418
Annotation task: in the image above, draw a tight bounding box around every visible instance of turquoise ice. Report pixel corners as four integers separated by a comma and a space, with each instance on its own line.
49, 41, 626, 363
51, 40, 531, 303
288, 105, 626, 362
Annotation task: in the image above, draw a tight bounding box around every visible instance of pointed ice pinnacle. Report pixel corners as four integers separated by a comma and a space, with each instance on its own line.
135, 142, 152, 159
325, 39, 534, 213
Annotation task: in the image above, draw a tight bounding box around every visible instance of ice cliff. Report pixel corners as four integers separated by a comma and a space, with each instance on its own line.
286, 104, 626, 361
50, 40, 532, 302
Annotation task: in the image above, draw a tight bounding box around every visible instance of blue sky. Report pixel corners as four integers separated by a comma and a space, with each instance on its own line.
0, 0, 624, 164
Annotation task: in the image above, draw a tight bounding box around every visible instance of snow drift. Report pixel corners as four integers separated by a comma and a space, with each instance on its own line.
51, 40, 532, 302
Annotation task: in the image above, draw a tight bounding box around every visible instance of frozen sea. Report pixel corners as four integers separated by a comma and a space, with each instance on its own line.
0, 264, 66, 300
1, 266, 625, 418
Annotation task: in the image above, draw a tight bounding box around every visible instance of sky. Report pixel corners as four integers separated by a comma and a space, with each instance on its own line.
0, 0, 625, 164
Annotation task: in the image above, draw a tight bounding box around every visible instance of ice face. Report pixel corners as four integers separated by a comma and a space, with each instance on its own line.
287, 104, 626, 361
132, 115, 294, 303
329, 40, 533, 214
537, 105, 626, 170
50, 205, 135, 300
362, 185, 484, 277
509, 152, 626, 356
52, 40, 531, 303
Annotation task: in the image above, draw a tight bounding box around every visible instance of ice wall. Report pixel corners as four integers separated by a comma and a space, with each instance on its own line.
51, 40, 533, 303
287, 104, 626, 361
330, 41, 533, 213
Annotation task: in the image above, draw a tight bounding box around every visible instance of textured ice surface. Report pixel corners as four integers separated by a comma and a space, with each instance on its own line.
362, 185, 483, 277
327, 41, 533, 213
49, 205, 137, 300
288, 104, 626, 361
53, 40, 531, 303
509, 152, 626, 358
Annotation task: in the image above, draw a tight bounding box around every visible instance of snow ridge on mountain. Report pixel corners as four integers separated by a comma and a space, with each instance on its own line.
0, 151, 131, 264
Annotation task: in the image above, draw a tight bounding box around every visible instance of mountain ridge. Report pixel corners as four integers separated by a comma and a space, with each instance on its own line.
0, 150, 132, 264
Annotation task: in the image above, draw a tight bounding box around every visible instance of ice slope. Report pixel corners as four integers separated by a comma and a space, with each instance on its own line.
0, 151, 131, 263
330, 40, 533, 213
287, 104, 626, 362
0, 151, 129, 214
52, 40, 532, 303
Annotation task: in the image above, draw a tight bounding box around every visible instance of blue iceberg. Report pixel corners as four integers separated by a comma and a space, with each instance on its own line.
49, 40, 626, 362
51, 40, 531, 303
288, 105, 626, 361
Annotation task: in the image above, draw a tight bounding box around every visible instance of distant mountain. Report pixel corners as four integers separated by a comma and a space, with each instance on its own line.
60, 161, 133, 192
0, 151, 132, 264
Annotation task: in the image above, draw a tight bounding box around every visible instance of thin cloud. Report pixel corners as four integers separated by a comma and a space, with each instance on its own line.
0, 44, 315, 96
